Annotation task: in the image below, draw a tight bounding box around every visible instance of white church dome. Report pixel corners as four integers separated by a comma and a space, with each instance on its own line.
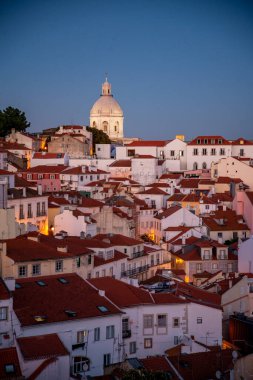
90, 79, 123, 117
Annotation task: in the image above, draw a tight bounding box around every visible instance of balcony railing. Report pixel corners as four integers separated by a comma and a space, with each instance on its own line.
121, 264, 150, 278
72, 342, 86, 350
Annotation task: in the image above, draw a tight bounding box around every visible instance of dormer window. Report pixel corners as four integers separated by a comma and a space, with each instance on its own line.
211, 139, 215, 144
197, 139, 201, 144
204, 139, 208, 144
218, 139, 223, 144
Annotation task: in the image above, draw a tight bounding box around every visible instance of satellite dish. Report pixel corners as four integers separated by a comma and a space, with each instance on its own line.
82, 363, 89, 372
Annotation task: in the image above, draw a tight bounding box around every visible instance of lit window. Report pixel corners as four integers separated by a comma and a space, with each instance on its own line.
77, 330, 87, 343
144, 338, 152, 348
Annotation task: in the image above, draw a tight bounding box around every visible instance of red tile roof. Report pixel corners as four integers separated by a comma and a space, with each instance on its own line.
89, 277, 154, 307
231, 137, 253, 145
23, 165, 67, 173
131, 155, 157, 159
93, 234, 142, 246
62, 166, 108, 175
94, 250, 128, 267
109, 160, 132, 167
137, 188, 168, 195
188, 136, 230, 145
216, 176, 242, 184
179, 178, 200, 188
0, 347, 22, 378
140, 356, 175, 373
160, 173, 182, 179
33, 153, 65, 159
80, 198, 104, 207
17, 333, 69, 360
155, 205, 181, 220
14, 273, 122, 326
175, 281, 222, 309
126, 140, 169, 147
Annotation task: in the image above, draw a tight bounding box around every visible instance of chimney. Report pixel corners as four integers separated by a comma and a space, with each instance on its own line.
223, 205, 227, 211
99, 289, 105, 297
229, 279, 233, 289
22, 187, 26, 197
57, 246, 68, 253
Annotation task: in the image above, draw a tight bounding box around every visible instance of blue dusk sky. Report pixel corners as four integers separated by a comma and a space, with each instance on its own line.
0, 0, 253, 140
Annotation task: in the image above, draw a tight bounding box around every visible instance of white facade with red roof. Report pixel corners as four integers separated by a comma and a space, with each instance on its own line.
233, 190, 253, 233
54, 208, 97, 237
11, 273, 123, 377
163, 137, 187, 171
186, 135, 232, 171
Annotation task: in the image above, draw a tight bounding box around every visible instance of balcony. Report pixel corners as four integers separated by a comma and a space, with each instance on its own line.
132, 250, 145, 259
122, 329, 131, 339
72, 342, 86, 350
121, 264, 150, 278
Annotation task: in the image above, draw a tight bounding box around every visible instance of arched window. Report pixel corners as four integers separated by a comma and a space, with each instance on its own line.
102, 121, 108, 132
92, 121, 97, 128
73, 356, 90, 374
202, 162, 207, 169
193, 162, 198, 170
114, 125, 117, 132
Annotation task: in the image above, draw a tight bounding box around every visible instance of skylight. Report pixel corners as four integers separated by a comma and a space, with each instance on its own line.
65, 310, 77, 317
5, 364, 15, 374
15, 283, 21, 289
58, 277, 69, 284
97, 305, 109, 313
36, 281, 46, 286
34, 315, 47, 322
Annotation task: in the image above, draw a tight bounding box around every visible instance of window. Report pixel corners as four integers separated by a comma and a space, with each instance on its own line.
32, 264, 41, 276
19, 204, 24, 219
104, 353, 111, 367
143, 315, 153, 329
18, 265, 27, 278
97, 305, 108, 313
197, 317, 202, 324
27, 203, 32, 218
50, 174, 55, 179
36, 202, 41, 217
220, 148, 225, 155
205, 205, 210, 210
197, 139, 201, 144
233, 232, 238, 240
203, 250, 210, 260
174, 336, 179, 345
193, 148, 198, 156
107, 250, 113, 260
38, 174, 43, 179
173, 317, 180, 327
77, 330, 87, 343
218, 232, 223, 238
220, 250, 226, 259
179, 150, 184, 157
211, 148, 216, 155
212, 263, 218, 270
193, 162, 198, 170
41, 202, 46, 215
55, 260, 63, 272
122, 318, 129, 333
170, 150, 175, 157
73, 356, 90, 373
27, 174, 32, 180
95, 271, 99, 278
87, 255, 92, 265
202, 148, 207, 156
94, 327, 100, 341
240, 149, 244, 157
0, 307, 8, 320
76, 257, 81, 268
106, 325, 115, 339
211, 139, 215, 144
130, 341, 137, 354
144, 338, 152, 348
196, 263, 202, 273
202, 162, 207, 169
218, 139, 223, 144
157, 314, 167, 327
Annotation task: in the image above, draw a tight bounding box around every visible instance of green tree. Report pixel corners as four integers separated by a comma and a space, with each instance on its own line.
87, 126, 111, 150
0, 106, 30, 137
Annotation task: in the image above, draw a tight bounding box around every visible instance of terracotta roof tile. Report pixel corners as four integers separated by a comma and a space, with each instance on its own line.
93, 234, 142, 246
155, 205, 181, 220
0, 347, 22, 378
14, 273, 122, 326
126, 140, 169, 147
17, 333, 69, 360
109, 160, 131, 167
